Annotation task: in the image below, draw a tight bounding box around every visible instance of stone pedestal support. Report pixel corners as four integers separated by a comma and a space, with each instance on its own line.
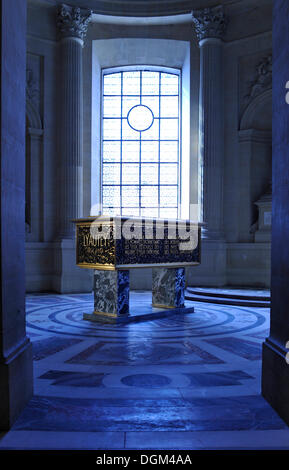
192, 6, 228, 241
93, 270, 129, 317
83, 269, 129, 322
83, 267, 191, 323
0, 0, 33, 430
54, 4, 92, 292
152, 267, 185, 308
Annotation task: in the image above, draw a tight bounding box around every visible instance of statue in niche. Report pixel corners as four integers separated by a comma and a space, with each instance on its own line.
246, 54, 272, 103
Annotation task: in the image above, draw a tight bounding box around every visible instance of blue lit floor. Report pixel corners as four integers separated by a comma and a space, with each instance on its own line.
0, 290, 289, 450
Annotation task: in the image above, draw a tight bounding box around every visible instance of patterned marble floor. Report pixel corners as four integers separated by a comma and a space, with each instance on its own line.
1, 290, 289, 450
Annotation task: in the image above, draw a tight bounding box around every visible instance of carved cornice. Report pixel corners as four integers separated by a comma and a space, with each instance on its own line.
56, 4, 92, 41
192, 5, 228, 42
247, 54, 272, 101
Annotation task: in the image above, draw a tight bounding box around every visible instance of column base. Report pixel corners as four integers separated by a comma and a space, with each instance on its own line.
262, 337, 289, 426
0, 337, 33, 430
53, 239, 93, 293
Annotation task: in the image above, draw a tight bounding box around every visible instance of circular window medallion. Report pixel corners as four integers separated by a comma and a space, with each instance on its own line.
127, 104, 154, 132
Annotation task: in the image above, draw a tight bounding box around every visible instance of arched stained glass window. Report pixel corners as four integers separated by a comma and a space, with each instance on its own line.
101, 67, 180, 218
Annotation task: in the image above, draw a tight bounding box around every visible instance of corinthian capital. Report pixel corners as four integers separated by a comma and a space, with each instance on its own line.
192, 5, 228, 42
56, 4, 92, 41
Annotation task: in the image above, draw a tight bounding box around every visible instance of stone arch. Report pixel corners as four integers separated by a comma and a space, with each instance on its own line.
240, 89, 272, 131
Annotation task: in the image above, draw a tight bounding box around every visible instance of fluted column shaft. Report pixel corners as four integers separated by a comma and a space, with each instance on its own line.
199, 38, 224, 239
59, 36, 83, 238
57, 4, 92, 239
192, 6, 228, 240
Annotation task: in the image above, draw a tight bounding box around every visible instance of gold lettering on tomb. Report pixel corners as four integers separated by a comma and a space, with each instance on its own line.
82, 233, 110, 248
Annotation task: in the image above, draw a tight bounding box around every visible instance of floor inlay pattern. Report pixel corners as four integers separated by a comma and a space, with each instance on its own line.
1, 290, 289, 450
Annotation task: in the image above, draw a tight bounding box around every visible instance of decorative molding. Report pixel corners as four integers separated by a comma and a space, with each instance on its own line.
246, 54, 272, 101
28, 127, 44, 138
223, 30, 271, 47
192, 5, 228, 42
56, 4, 92, 41
238, 128, 272, 144
26, 99, 43, 130
26, 64, 43, 130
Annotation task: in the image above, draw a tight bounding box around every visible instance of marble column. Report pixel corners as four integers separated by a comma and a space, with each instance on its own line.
192, 6, 228, 240
152, 268, 185, 308
56, 4, 92, 239
261, 0, 289, 426
54, 4, 93, 293
187, 6, 228, 287
0, 0, 33, 429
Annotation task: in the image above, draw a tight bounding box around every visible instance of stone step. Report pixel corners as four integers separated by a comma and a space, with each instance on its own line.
186, 287, 270, 302
185, 291, 270, 308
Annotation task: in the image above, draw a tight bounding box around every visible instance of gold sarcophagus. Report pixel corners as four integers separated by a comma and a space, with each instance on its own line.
74, 216, 201, 270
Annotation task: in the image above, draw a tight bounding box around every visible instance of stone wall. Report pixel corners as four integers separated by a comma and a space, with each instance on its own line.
25, 0, 272, 291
